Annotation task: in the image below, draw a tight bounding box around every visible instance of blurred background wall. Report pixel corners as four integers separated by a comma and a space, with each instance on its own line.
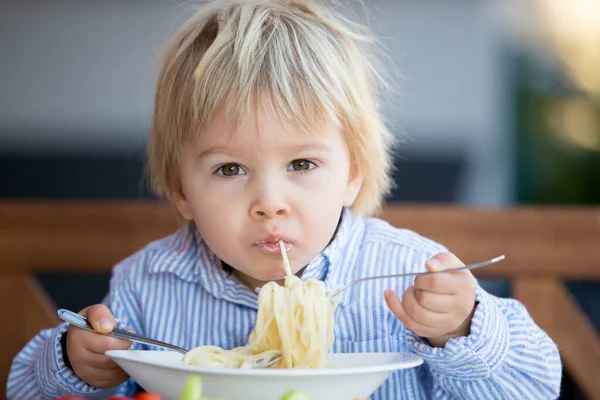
1, 0, 598, 398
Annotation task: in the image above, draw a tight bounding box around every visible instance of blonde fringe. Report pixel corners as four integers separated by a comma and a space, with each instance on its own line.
148, 0, 395, 216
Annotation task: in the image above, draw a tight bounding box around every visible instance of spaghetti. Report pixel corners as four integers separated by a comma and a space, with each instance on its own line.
182, 241, 338, 369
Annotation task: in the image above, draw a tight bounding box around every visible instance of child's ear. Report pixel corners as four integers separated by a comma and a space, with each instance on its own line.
343, 162, 363, 207
172, 180, 194, 220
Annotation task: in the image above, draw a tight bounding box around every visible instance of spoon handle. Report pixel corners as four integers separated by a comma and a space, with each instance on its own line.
57, 309, 188, 354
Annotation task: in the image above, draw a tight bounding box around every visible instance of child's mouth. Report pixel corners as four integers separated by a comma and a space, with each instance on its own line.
255, 240, 294, 254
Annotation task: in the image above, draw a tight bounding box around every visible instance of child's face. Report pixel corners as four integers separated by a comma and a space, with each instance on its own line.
176, 107, 362, 289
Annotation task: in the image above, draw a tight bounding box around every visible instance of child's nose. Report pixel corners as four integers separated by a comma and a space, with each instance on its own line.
252, 207, 289, 219
249, 191, 290, 219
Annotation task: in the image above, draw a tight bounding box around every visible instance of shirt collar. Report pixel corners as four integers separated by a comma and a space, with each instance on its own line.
147, 222, 204, 282
148, 208, 360, 308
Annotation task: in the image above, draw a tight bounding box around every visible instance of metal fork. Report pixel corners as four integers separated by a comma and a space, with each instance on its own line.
57, 309, 281, 368
328, 254, 506, 298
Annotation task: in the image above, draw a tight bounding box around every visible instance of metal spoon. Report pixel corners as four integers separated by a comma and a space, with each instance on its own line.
328, 254, 506, 298
57, 309, 281, 369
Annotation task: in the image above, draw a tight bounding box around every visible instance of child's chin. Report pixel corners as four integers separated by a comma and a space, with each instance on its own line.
262, 273, 288, 283
253, 269, 288, 283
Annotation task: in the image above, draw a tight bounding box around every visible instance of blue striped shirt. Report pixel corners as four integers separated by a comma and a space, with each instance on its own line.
8, 209, 562, 399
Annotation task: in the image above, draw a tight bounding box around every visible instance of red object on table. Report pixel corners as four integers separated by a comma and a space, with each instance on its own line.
135, 393, 162, 400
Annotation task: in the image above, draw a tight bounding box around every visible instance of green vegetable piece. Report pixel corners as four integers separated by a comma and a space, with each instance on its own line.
280, 390, 312, 400
180, 375, 203, 400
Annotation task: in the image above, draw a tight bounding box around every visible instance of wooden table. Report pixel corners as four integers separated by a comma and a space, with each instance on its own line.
1, 201, 599, 398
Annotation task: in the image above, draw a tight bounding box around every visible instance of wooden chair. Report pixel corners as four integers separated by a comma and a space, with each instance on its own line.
1, 201, 599, 398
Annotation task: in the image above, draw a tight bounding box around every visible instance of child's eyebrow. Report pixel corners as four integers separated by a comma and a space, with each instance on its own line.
197, 143, 333, 159
289, 143, 333, 153
196, 146, 238, 159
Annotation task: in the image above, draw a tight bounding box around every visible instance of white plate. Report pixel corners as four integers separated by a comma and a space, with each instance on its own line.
106, 350, 423, 400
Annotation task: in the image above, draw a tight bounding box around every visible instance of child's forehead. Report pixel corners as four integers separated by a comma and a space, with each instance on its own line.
195, 104, 341, 147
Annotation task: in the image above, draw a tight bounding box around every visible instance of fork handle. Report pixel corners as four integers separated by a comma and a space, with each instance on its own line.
57, 309, 188, 354
359, 254, 505, 282
331, 254, 505, 297
371, 254, 505, 281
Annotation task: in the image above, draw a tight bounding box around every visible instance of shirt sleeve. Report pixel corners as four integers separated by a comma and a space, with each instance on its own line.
406, 285, 562, 399
7, 256, 144, 399
7, 321, 123, 399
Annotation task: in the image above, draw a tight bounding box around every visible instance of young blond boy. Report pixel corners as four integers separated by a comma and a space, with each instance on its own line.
8, 1, 562, 399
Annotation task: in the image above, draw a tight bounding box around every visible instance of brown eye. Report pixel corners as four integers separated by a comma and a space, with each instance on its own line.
217, 164, 245, 177
289, 159, 314, 172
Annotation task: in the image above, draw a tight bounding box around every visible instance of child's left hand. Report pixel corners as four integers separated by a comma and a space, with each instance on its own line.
384, 252, 477, 348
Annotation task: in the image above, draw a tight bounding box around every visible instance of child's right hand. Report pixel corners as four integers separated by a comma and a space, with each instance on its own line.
65, 304, 133, 389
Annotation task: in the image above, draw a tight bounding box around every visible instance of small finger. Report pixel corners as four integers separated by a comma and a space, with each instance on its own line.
385, 289, 406, 322
77, 350, 123, 369
425, 252, 465, 273
414, 288, 455, 313
384, 289, 437, 337
402, 286, 442, 327
414, 272, 458, 294
415, 252, 475, 294
83, 332, 133, 355
85, 304, 117, 334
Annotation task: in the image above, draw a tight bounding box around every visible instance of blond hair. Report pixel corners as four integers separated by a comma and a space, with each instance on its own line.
148, 0, 395, 216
